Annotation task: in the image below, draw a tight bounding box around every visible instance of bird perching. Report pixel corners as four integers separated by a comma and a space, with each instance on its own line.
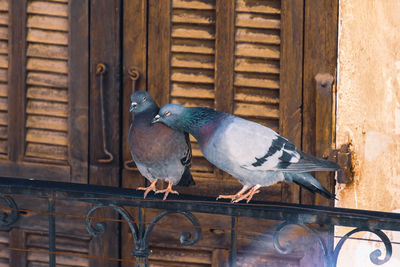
128, 91, 194, 200
152, 104, 340, 203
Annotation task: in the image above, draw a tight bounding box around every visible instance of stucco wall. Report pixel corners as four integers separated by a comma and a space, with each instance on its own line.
336, 0, 400, 265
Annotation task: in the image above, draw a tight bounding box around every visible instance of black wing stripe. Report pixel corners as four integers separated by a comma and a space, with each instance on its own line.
251, 136, 296, 167
180, 132, 192, 167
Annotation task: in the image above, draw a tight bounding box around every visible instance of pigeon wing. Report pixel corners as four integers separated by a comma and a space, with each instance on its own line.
223, 118, 338, 172
217, 118, 297, 170
180, 132, 192, 168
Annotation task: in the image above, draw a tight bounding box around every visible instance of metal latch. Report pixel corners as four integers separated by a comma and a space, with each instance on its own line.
330, 144, 353, 184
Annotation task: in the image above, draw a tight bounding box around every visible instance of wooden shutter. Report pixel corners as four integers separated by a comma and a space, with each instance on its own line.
146, 0, 302, 202
0, 0, 88, 183
25, 0, 69, 162
169, 0, 216, 175
0, 0, 8, 157
233, 0, 281, 131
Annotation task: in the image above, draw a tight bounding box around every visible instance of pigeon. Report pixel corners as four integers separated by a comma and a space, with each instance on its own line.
128, 91, 194, 200
152, 104, 339, 203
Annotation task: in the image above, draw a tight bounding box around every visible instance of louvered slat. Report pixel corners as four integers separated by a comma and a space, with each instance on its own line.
27, 0, 68, 17
27, 14, 68, 31
236, 13, 280, 29
27, 115, 68, 131
234, 0, 281, 131
0, 0, 8, 11
236, 0, 281, 14
27, 87, 68, 102
0, 25, 7, 40
0, 11, 8, 25
27, 43, 68, 60
170, 0, 216, 174
0, 40, 7, 53
0, 0, 7, 155
25, 0, 69, 161
26, 100, 68, 117
25, 143, 67, 160
0, 112, 7, 125
0, 230, 9, 266
27, 28, 68, 45
173, 0, 215, 10
27, 58, 68, 74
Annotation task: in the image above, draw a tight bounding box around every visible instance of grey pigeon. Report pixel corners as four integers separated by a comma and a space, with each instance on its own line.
129, 91, 194, 200
152, 104, 339, 203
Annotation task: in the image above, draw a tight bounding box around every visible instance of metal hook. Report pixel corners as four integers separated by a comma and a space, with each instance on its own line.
96, 63, 114, 163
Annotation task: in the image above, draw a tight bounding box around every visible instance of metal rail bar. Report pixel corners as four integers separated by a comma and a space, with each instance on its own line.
0, 177, 398, 266
0, 177, 399, 231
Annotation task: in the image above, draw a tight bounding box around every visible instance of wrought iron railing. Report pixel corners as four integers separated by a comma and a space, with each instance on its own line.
0, 177, 399, 266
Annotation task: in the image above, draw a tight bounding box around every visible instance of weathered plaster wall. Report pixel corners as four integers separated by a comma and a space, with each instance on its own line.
336, 0, 400, 265
336, 0, 400, 211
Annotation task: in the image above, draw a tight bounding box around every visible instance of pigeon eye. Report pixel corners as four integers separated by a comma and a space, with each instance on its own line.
164, 111, 171, 117
142, 96, 147, 102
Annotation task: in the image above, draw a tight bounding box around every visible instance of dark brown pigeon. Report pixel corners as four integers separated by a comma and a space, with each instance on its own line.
128, 91, 194, 200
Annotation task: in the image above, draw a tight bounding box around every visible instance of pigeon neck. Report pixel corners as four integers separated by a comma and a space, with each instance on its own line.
133, 107, 159, 126
182, 107, 224, 142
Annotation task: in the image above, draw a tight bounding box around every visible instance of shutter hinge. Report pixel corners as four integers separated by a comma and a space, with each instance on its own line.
330, 144, 353, 184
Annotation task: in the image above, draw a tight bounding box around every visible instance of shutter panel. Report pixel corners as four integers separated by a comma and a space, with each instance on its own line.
170, 0, 216, 175
25, 0, 69, 162
0, 0, 8, 156
1, 0, 88, 182
152, 0, 286, 200
233, 0, 281, 132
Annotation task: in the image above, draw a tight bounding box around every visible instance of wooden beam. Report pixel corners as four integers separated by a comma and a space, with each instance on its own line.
147, 0, 171, 106
302, 0, 338, 206
68, 0, 89, 183
89, 0, 121, 266
8, 0, 27, 162
280, 0, 304, 204
215, 0, 235, 113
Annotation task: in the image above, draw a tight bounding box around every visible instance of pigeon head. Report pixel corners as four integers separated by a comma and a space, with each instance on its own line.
152, 104, 222, 137
152, 104, 187, 131
129, 90, 157, 114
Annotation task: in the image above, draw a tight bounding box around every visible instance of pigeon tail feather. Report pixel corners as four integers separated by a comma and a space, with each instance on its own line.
280, 152, 340, 172
176, 167, 195, 186
284, 172, 335, 199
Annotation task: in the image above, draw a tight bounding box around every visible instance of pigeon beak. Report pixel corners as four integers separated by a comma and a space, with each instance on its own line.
152, 114, 161, 124
129, 102, 137, 112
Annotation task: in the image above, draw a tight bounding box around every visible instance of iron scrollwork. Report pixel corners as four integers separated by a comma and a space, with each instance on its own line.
273, 221, 330, 265
0, 195, 19, 226
333, 227, 392, 266
85, 203, 201, 265
273, 221, 393, 267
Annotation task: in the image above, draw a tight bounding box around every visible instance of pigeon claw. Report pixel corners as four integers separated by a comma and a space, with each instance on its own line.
155, 181, 179, 200
216, 185, 251, 203
233, 185, 261, 203
216, 194, 241, 202
137, 180, 157, 199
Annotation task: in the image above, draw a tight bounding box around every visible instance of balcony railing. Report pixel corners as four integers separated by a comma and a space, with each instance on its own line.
0, 177, 399, 266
